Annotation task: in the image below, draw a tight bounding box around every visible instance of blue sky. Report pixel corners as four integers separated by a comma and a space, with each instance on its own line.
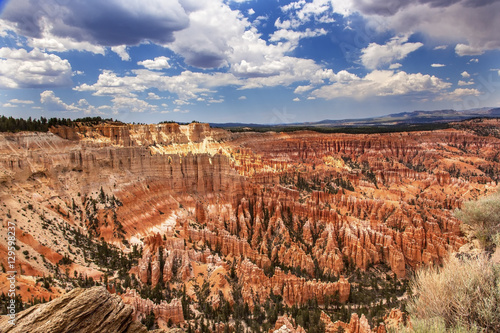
0, 0, 499, 124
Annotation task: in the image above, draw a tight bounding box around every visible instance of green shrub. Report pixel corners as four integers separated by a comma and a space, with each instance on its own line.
388, 317, 475, 333
455, 191, 500, 247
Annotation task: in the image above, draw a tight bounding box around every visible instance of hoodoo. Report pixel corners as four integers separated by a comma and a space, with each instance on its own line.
1, 119, 499, 331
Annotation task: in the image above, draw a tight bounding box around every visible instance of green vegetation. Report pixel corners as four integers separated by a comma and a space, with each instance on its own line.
142, 310, 156, 330
58, 254, 73, 266
0, 116, 69, 132
279, 173, 354, 193
390, 317, 473, 333
158, 120, 198, 125
451, 117, 500, 139
404, 191, 500, 332
81, 190, 123, 238
339, 265, 408, 327
455, 190, 500, 248
407, 254, 500, 332
0, 116, 118, 132
0, 293, 26, 315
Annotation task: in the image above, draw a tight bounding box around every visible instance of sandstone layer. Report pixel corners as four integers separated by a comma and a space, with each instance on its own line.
0, 286, 153, 333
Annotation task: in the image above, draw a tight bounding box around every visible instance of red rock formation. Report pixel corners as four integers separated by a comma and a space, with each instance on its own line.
383, 308, 408, 332
188, 228, 271, 270
330, 313, 372, 333
134, 233, 228, 287
324, 308, 409, 333
49, 122, 230, 146
273, 315, 306, 333
236, 259, 349, 307
121, 288, 184, 325
2, 120, 500, 324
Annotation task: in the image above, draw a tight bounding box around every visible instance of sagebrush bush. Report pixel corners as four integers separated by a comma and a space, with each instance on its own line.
407, 254, 500, 332
455, 191, 500, 247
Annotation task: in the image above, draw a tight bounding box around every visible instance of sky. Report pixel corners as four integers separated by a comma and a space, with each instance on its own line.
0, 0, 499, 124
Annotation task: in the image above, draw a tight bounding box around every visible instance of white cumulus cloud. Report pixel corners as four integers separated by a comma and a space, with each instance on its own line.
389, 63, 402, 69
137, 56, 171, 70
75, 69, 239, 102
458, 80, 474, 86
360, 35, 423, 69
437, 88, 481, 101
167, 1, 249, 68
269, 28, 327, 46
41, 90, 95, 113
294, 85, 314, 94
111, 96, 157, 114
8, 99, 34, 104
111, 45, 130, 61
0, 47, 72, 88
312, 70, 451, 100
280, 0, 335, 28
455, 43, 487, 57
146, 92, 162, 100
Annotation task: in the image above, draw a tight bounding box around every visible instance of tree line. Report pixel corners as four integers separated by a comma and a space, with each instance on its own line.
0, 116, 116, 133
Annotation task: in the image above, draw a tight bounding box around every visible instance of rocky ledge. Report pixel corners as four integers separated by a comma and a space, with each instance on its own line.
0, 286, 168, 333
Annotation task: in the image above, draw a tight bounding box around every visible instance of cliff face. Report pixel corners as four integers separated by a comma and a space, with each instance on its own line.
49, 122, 230, 146
1, 121, 500, 329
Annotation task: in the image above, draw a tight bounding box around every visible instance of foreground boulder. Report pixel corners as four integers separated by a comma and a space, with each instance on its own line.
0, 286, 154, 333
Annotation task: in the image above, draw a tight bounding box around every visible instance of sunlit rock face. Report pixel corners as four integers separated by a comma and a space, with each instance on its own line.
1, 120, 499, 325
0, 287, 151, 333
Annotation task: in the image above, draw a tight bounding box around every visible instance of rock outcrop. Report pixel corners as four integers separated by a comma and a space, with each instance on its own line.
328, 313, 373, 333
383, 308, 408, 332
237, 259, 349, 307
0, 286, 154, 333
273, 315, 306, 333
49, 122, 230, 146
324, 308, 408, 333
121, 288, 184, 325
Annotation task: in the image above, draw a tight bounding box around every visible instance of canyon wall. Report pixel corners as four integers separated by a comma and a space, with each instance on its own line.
1, 121, 499, 328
